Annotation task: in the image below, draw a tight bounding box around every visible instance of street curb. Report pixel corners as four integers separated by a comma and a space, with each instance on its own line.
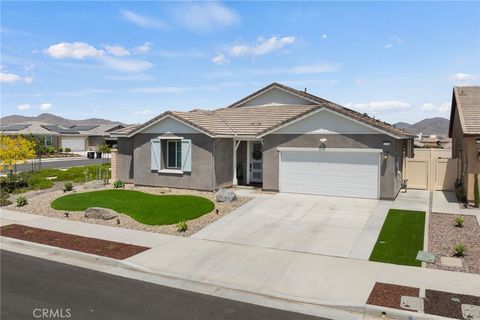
1, 236, 438, 320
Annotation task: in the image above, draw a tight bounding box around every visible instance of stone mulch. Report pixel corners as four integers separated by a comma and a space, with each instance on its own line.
428, 212, 480, 274
424, 289, 480, 319
0, 224, 149, 259
6, 183, 251, 237
366, 282, 419, 311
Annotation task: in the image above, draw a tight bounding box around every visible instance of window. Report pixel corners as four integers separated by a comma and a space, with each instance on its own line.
45, 136, 53, 146
167, 140, 182, 169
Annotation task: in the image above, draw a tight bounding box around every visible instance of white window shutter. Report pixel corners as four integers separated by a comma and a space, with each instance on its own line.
151, 139, 161, 171
181, 139, 192, 172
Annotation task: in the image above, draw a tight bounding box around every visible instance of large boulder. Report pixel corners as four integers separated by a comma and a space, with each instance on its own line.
216, 188, 237, 203
83, 180, 104, 190
84, 207, 118, 220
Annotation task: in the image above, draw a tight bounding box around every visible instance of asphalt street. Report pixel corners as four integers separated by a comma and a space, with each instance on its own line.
1, 250, 328, 320
2, 158, 105, 173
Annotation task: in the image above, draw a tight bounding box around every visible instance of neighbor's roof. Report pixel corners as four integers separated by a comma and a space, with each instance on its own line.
0, 121, 124, 136
449, 86, 480, 136
113, 83, 414, 138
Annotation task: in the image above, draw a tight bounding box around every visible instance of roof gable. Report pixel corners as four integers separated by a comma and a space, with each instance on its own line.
236, 86, 315, 108
273, 108, 380, 135
450, 86, 480, 136
139, 115, 205, 135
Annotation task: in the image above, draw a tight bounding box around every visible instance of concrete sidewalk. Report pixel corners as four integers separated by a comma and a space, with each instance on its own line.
432, 191, 461, 215
391, 190, 430, 212
1, 208, 479, 314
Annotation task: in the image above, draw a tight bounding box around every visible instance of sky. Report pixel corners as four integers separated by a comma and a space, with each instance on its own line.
1, 1, 479, 125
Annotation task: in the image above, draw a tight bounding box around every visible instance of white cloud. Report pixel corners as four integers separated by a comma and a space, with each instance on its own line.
105, 45, 130, 57
321, 34, 327, 39
133, 109, 157, 116
420, 103, 436, 112
384, 43, 392, 49
0, 72, 21, 83
453, 73, 478, 81
229, 36, 296, 58
212, 54, 229, 65
39, 102, 53, 110
99, 56, 154, 73
0, 72, 34, 84
45, 42, 105, 59
134, 42, 153, 54
171, 1, 239, 32
17, 104, 31, 111
121, 10, 167, 29
346, 100, 412, 112
438, 102, 451, 113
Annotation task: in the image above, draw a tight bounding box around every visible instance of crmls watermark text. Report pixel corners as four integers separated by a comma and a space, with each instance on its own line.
33, 308, 72, 319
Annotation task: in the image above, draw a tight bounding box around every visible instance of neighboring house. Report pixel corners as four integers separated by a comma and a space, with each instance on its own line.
112, 83, 414, 199
414, 134, 451, 149
449, 86, 480, 203
0, 122, 124, 152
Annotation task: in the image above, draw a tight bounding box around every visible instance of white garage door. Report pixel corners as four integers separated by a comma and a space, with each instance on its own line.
61, 137, 86, 151
280, 150, 380, 199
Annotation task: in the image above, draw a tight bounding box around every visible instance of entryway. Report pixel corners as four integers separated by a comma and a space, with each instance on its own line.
233, 140, 263, 186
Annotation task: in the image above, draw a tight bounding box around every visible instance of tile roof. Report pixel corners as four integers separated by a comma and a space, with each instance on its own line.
451, 86, 480, 135
113, 83, 414, 138
0, 121, 124, 136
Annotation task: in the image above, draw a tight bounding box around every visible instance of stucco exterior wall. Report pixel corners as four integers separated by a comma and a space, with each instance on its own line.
214, 138, 234, 188
262, 134, 408, 199
132, 133, 214, 190
87, 136, 106, 150
117, 137, 134, 182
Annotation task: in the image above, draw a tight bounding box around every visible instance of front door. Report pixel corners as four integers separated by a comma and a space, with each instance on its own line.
250, 141, 263, 183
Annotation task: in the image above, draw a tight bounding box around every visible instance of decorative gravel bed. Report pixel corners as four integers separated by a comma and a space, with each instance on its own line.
428, 213, 480, 274
366, 282, 419, 311
6, 183, 251, 237
0, 224, 149, 259
424, 289, 480, 319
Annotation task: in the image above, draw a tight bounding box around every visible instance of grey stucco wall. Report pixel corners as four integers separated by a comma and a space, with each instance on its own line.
133, 133, 214, 190
214, 138, 234, 188
117, 137, 134, 182
87, 136, 106, 150
262, 134, 408, 199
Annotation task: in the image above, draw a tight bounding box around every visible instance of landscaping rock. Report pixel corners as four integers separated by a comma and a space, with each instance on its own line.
83, 180, 104, 190
216, 188, 237, 203
84, 207, 118, 220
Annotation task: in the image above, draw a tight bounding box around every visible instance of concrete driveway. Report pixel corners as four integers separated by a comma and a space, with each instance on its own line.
193, 193, 382, 258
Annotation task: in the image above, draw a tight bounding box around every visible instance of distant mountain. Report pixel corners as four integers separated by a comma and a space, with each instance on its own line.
395, 117, 450, 137
0, 113, 126, 126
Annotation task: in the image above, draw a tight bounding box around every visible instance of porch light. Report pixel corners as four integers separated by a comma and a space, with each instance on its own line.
319, 138, 327, 149
382, 141, 391, 146
383, 152, 389, 160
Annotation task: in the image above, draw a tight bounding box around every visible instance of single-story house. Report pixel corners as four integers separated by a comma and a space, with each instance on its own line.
112, 83, 414, 199
449, 86, 480, 202
0, 122, 124, 152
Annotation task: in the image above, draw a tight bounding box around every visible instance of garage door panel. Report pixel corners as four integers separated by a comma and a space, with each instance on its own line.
61, 137, 86, 151
280, 150, 379, 199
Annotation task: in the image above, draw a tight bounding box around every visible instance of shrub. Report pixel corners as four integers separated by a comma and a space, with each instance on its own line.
454, 216, 465, 228
63, 181, 73, 192
0, 191, 12, 206
45, 146, 56, 155
474, 174, 479, 208
58, 148, 63, 153
113, 180, 125, 189
456, 187, 467, 203
16, 196, 28, 207
453, 244, 466, 257
177, 220, 187, 232
64, 147, 71, 152
0, 173, 30, 193
27, 175, 54, 190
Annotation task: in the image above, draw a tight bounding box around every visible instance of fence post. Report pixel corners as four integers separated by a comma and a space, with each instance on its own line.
110, 148, 118, 182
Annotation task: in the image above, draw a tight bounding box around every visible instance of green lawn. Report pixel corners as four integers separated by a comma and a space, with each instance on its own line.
32, 164, 110, 183
369, 209, 425, 267
51, 190, 215, 225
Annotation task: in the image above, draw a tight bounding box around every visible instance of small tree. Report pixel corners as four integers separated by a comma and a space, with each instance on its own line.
97, 143, 111, 165
0, 134, 36, 174
474, 173, 479, 208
